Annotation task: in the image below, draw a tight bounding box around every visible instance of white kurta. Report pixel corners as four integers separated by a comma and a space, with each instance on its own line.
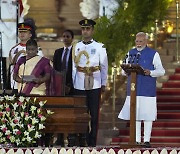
72, 39, 108, 90
118, 52, 165, 121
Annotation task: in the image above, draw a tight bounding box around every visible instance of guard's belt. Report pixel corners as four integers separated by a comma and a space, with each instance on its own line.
77, 66, 100, 74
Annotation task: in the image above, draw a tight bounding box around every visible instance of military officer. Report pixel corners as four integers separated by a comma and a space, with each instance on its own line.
9, 22, 43, 90
72, 19, 108, 146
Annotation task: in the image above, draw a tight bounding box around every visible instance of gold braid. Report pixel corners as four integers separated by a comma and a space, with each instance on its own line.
72, 41, 90, 67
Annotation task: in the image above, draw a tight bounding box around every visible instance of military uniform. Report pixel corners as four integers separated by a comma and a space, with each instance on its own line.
72, 19, 108, 146
9, 23, 43, 89
73, 39, 108, 90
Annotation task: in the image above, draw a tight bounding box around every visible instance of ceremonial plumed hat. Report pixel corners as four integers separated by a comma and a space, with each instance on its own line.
18, 23, 33, 32
79, 19, 96, 27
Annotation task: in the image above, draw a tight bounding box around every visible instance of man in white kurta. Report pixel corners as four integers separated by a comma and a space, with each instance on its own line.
118, 32, 165, 147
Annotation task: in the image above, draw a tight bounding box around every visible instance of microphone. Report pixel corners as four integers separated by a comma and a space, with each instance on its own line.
136, 52, 141, 64
131, 54, 136, 64
128, 54, 132, 64
123, 54, 128, 64
7, 64, 18, 95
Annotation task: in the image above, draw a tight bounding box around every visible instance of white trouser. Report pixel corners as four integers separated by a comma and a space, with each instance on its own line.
136, 121, 153, 143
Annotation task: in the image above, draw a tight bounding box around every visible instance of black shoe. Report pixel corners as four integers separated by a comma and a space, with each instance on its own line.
144, 142, 151, 148
79, 134, 87, 147
67, 134, 77, 147
136, 142, 141, 145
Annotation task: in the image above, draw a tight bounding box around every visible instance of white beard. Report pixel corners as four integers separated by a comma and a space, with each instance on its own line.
136, 46, 145, 51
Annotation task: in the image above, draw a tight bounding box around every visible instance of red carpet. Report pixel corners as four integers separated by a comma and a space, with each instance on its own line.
111, 67, 180, 147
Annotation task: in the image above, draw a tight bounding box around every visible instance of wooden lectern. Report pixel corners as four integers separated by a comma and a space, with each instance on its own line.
120, 64, 145, 147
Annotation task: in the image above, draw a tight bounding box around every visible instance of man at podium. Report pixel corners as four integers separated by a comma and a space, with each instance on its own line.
118, 32, 165, 147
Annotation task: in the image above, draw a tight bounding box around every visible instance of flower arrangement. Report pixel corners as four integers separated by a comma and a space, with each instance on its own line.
0, 95, 53, 147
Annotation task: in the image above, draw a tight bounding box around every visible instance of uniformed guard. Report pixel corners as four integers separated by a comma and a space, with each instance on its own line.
72, 19, 108, 146
9, 22, 43, 90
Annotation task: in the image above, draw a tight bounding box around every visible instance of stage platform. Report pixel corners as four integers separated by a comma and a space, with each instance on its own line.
0, 146, 180, 154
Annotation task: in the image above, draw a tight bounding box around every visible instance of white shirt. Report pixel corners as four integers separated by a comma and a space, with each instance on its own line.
72, 40, 108, 90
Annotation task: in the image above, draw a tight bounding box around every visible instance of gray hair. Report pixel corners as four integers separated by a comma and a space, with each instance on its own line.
136, 32, 148, 39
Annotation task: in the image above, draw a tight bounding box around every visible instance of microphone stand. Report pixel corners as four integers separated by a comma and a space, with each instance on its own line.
16, 0, 19, 43
18, 61, 26, 96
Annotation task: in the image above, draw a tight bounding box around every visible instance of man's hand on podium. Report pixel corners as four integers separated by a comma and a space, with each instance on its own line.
144, 69, 150, 76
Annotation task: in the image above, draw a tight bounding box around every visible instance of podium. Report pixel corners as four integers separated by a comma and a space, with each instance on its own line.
120, 64, 145, 147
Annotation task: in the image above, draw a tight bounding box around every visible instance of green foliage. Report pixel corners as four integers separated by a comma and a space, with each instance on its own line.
93, 0, 172, 67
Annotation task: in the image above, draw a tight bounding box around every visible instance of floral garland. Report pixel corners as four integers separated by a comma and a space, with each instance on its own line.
0, 95, 53, 147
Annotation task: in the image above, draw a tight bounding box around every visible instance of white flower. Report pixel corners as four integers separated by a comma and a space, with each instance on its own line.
32, 117, 39, 124
26, 97, 30, 102
27, 136, 32, 142
4, 95, 10, 101
24, 131, 29, 136
80, 0, 100, 19
37, 108, 41, 114
47, 110, 54, 115
12, 103, 18, 110
34, 97, 37, 102
39, 100, 46, 107
19, 96, 25, 102
35, 132, 41, 138
9, 136, 15, 142
16, 139, 20, 145
6, 112, 10, 117
0, 124, 6, 129
5, 130, 11, 135
22, 102, 27, 109
10, 122, 16, 129
31, 106, 37, 112
0, 96, 4, 101
39, 124, 45, 130
25, 116, 30, 121
0, 137, 6, 142
13, 129, 19, 134
21, 112, 25, 117
40, 116, 46, 121
14, 111, 19, 117
5, 103, 9, 108
28, 125, 35, 132
0, 132, 3, 137
8, 95, 15, 101
0, 104, 3, 109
